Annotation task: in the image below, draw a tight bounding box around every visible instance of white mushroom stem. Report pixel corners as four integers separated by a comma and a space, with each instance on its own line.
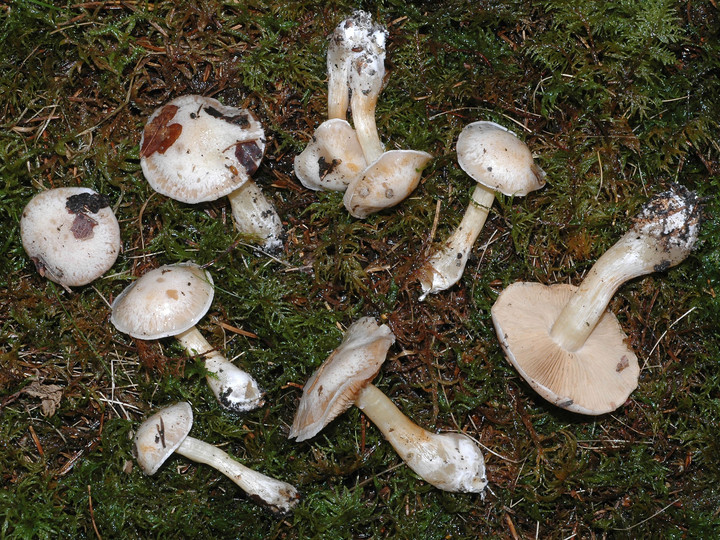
176, 326, 264, 413
327, 11, 386, 120
354, 384, 488, 494
419, 184, 496, 300
227, 180, 283, 253
349, 52, 385, 163
550, 187, 701, 352
175, 436, 299, 514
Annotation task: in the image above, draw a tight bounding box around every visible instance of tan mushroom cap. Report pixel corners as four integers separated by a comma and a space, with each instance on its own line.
491, 282, 639, 415
20, 187, 121, 288
457, 121, 546, 197
289, 317, 395, 441
293, 119, 367, 191
140, 95, 266, 204
343, 149, 433, 218
110, 263, 214, 340
134, 402, 193, 475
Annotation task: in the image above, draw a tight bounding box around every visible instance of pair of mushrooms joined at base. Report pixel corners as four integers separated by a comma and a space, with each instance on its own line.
294, 11, 433, 218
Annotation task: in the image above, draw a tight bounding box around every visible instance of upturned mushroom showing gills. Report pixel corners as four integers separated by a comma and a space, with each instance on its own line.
20, 187, 121, 290
140, 94, 283, 252
417, 121, 546, 300
342, 49, 433, 218
294, 11, 385, 192
134, 402, 300, 514
290, 317, 488, 494
110, 263, 264, 413
491, 185, 701, 415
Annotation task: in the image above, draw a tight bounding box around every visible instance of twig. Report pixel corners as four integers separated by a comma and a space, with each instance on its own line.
612, 498, 680, 531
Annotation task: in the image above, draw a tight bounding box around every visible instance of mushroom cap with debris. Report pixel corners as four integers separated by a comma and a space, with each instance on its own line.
20, 187, 121, 288
140, 95, 266, 204
134, 401, 193, 475
457, 121, 546, 196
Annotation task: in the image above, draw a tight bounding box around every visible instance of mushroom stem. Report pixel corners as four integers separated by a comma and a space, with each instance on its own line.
176, 326, 264, 413
355, 384, 488, 493
175, 436, 299, 514
227, 180, 283, 253
349, 52, 385, 163
419, 184, 496, 300
550, 186, 701, 352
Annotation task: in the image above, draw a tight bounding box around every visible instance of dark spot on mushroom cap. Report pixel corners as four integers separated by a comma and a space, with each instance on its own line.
66, 192, 109, 214
70, 213, 98, 240
235, 141, 263, 175
654, 260, 671, 272
318, 156, 341, 178
141, 104, 182, 158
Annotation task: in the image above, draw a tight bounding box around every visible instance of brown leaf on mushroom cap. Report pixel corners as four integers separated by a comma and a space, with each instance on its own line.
289, 317, 395, 441
140, 104, 181, 158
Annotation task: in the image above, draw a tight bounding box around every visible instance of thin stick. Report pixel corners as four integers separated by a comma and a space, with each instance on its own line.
88, 485, 103, 540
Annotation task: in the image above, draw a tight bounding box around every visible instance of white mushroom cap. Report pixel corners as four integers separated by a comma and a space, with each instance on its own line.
491, 282, 639, 415
140, 95, 266, 204
289, 317, 395, 441
293, 119, 367, 191
20, 187, 121, 288
343, 149, 433, 218
456, 121, 546, 196
110, 263, 214, 340
134, 401, 193, 475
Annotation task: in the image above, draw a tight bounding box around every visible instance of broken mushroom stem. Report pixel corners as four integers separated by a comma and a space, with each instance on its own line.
550, 185, 702, 352
355, 384, 488, 494
175, 326, 264, 413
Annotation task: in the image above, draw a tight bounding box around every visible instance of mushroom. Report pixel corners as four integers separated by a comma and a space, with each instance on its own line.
342, 49, 433, 218
110, 262, 264, 413
289, 317, 487, 494
140, 94, 283, 252
417, 121, 546, 300
293, 11, 385, 192
134, 402, 300, 514
491, 185, 701, 415
20, 187, 121, 290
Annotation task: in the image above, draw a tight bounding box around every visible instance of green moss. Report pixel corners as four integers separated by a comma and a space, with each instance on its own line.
1, 0, 719, 537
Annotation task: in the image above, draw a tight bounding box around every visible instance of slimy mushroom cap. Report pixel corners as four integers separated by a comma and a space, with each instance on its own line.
289, 317, 395, 441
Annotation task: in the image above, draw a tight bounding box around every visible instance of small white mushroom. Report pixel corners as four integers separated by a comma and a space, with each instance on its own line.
134, 402, 300, 514
110, 263, 264, 413
491, 185, 701, 415
140, 95, 283, 252
289, 317, 487, 494
20, 187, 121, 290
418, 121, 545, 300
